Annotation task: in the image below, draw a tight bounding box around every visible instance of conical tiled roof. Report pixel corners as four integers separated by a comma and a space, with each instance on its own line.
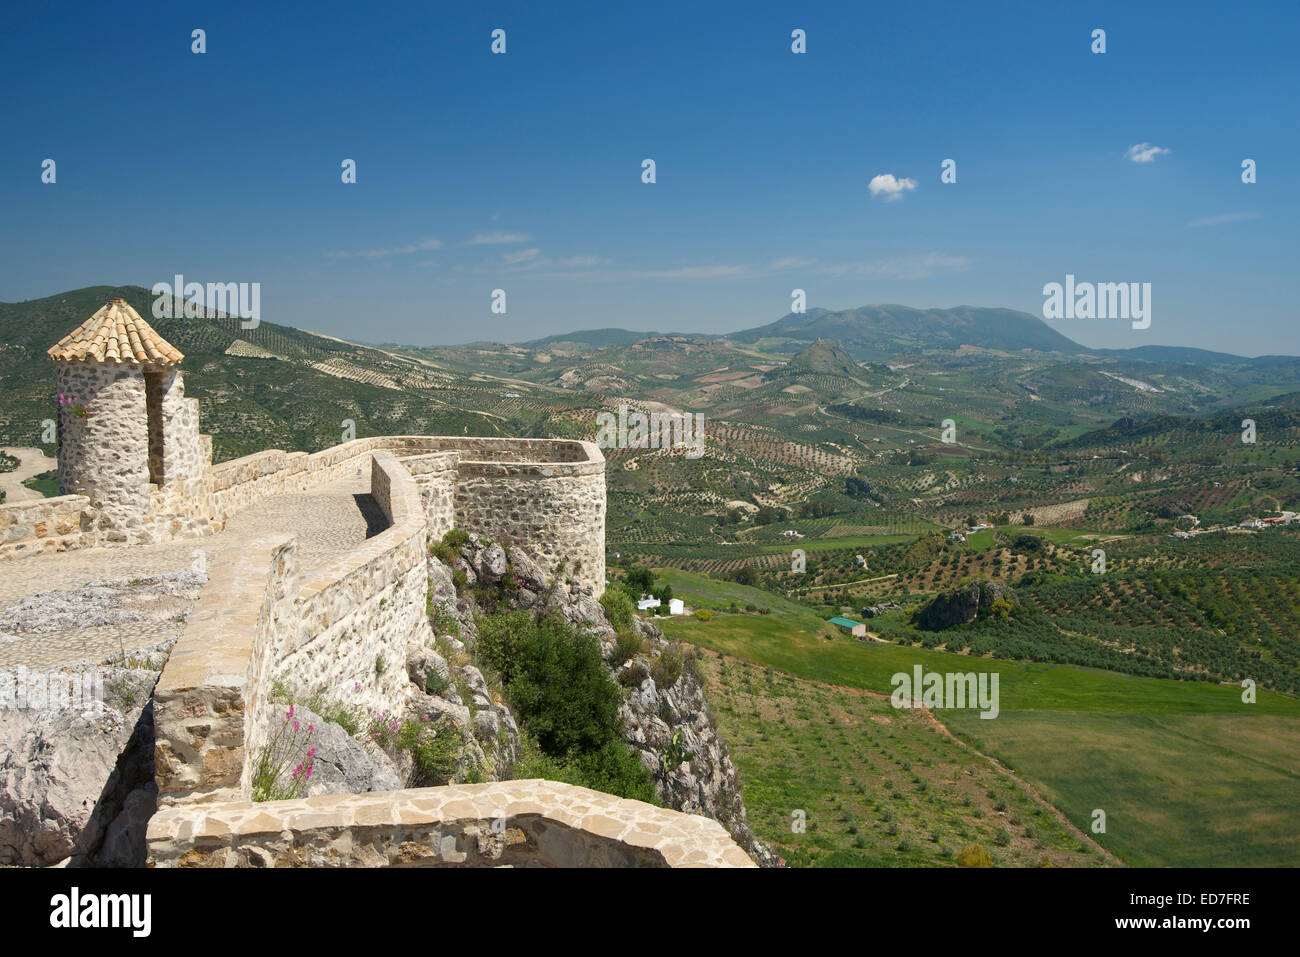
47, 298, 184, 365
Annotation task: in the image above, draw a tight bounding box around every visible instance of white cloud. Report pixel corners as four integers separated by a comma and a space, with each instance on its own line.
466, 231, 532, 245
769, 256, 817, 270
324, 238, 443, 259
868, 173, 918, 202
502, 247, 541, 264
1187, 211, 1260, 228
1126, 143, 1171, 163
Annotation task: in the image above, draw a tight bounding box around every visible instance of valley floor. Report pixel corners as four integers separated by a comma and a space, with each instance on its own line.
658, 569, 1300, 868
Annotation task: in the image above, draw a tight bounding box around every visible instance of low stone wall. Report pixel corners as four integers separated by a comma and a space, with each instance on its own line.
397, 451, 457, 538
147, 448, 749, 867
147, 780, 756, 867
154, 534, 293, 805
392, 438, 606, 592
452, 463, 604, 591
2, 435, 606, 595
202, 435, 607, 594
0, 494, 89, 558
155, 451, 429, 807
257, 451, 429, 736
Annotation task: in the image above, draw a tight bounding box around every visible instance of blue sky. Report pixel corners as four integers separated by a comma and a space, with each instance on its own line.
2, 0, 1296, 354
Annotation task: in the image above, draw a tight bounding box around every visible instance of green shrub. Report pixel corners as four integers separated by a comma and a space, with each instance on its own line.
600, 588, 635, 632
397, 717, 462, 786
617, 660, 649, 688
693, 608, 711, 621
956, 844, 993, 867
476, 611, 656, 801
610, 630, 642, 668
650, 643, 691, 689
476, 611, 622, 756
512, 735, 657, 805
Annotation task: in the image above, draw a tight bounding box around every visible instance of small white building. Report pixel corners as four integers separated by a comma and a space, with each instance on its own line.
637, 597, 661, 611
668, 598, 685, 615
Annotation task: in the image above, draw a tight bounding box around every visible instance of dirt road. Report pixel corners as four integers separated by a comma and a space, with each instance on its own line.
0, 446, 58, 504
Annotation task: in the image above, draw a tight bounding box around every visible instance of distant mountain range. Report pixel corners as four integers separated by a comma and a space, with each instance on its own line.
515, 304, 1293, 366
728, 304, 1082, 358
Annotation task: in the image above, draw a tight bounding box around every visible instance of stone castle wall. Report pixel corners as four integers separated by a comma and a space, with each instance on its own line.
2, 428, 606, 596
452, 464, 605, 590
155, 451, 430, 807
147, 449, 746, 867
0, 494, 89, 558
148, 780, 755, 868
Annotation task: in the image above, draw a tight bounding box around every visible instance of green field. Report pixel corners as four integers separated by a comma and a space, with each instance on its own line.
699, 653, 1109, 867
947, 711, 1300, 867
21, 471, 59, 497
657, 568, 1300, 867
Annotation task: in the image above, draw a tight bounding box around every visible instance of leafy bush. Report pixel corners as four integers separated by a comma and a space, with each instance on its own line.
600, 588, 635, 632
477, 610, 657, 801
693, 608, 712, 621
623, 567, 655, 596
514, 737, 657, 805
610, 630, 642, 668
477, 611, 621, 756
955, 844, 993, 867
430, 527, 468, 565
397, 717, 462, 786
618, 661, 649, 688
650, 643, 692, 689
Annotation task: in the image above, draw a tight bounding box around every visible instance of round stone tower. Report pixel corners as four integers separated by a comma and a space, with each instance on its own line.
47, 298, 186, 542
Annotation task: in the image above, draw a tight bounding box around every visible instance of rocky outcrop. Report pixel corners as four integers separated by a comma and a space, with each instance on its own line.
0, 661, 160, 867
434, 532, 775, 866
257, 704, 401, 798
913, 579, 1016, 631
612, 634, 776, 866
861, 601, 901, 619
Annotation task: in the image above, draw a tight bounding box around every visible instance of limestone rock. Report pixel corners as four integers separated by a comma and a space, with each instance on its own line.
259, 705, 401, 798
913, 579, 1016, 631
0, 665, 157, 867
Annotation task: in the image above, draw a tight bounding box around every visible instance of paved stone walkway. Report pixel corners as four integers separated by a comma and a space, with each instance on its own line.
0, 478, 384, 669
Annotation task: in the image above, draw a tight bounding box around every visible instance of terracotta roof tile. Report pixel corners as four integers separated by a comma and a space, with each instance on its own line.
47, 298, 184, 365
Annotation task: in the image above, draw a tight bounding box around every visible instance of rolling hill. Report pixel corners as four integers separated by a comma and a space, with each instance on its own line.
728, 304, 1086, 358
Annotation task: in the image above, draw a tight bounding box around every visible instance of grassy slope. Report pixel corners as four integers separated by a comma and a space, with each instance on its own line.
699, 653, 1108, 867
658, 567, 1300, 866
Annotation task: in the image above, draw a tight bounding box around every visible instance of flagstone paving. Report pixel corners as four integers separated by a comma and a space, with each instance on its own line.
0, 478, 384, 669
